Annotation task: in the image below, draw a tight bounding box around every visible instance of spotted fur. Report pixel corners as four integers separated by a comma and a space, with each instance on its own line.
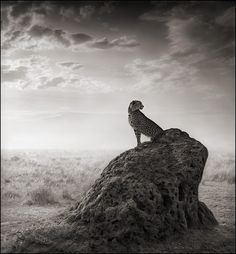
128, 100, 163, 146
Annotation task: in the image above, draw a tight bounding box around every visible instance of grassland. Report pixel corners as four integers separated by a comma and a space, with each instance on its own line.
1, 149, 235, 253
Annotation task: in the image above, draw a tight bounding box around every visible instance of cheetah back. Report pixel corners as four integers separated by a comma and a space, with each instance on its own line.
129, 111, 163, 138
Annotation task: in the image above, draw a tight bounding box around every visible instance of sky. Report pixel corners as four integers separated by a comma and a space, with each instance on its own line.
1, 1, 235, 152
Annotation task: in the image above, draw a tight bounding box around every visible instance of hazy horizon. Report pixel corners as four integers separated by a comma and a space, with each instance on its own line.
1, 1, 235, 153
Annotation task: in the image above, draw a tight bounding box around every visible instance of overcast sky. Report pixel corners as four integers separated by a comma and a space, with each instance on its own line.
1, 1, 235, 152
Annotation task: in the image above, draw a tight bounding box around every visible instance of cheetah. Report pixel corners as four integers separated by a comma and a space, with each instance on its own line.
128, 100, 164, 146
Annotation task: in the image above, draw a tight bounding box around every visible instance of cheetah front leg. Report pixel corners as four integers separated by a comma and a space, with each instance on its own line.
134, 129, 141, 146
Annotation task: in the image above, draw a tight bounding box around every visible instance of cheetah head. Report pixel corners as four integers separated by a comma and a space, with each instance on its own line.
129, 100, 144, 111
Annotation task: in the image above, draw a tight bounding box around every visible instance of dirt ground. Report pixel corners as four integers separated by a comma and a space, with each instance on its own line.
1, 181, 235, 253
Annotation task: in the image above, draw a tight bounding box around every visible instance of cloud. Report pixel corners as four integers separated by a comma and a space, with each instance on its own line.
90, 36, 140, 49
111, 37, 140, 48
79, 5, 95, 19
1, 2, 58, 53
8, 1, 54, 19
90, 37, 113, 49
2, 1, 53, 31
65, 76, 112, 93
146, 4, 234, 55
123, 2, 235, 93
2, 55, 54, 89
139, 2, 188, 22
140, 2, 235, 80
32, 74, 112, 93
125, 57, 199, 91
99, 1, 116, 15
1, 65, 11, 71
28, 24, 52, 37
1, 55, 111, 93
215, 7, 235, 27
57, 62, 83, 70
53, 29, 71, 47
70, 33, 93, 44
5, 1, 116, 25
2, 24, 87, 52
1, 66, 28, 82
27, 25, 71, 47
38, 77, 65, 89
1, 2, 64, 52
9, 1, 32, 19
1, 1, 138, 54
167, 16, 235, 76
2, 14, 139, 53
166, 15, 235, 56
2, 23, 139, 53
59, 1, 116, 21
59, 7, 79, 21
166, 17, 207, 54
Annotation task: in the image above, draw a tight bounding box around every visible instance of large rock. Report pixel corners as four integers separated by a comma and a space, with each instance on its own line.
65, 128, 217, 252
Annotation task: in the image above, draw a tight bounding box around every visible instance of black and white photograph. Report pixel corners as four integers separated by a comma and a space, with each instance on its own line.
1, 1, 235, 253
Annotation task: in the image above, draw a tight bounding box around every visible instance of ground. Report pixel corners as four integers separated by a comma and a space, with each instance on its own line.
1, 150, 235, 253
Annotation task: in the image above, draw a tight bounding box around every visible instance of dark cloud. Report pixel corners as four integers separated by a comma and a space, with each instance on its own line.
122, 1, 235, 91
9, 30, 22, 41
10, 1, 32, 19
2, 17, 139, 52
8, 1, 53, 19
1, 4, 10, 29
58, 1, 116, 21
166, 15, 235, 75
18, 25, 70, 47
59, 6, 79, 21
215, 7, 235, 27
141, 1, 235, 22
27, 25, 70, 47
28, 27, 92, 47
71, 33, 93, 44
18, 15, 32, 27
140, 1, 235, 78
1, 1, 140, 53
98, 1, 116, 15
28, 25, 52, 37
53, 29, 71, 47
79, 5, 95, 19
0, 1, 53, 33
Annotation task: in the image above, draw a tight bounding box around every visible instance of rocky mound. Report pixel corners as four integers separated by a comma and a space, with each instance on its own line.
64, 128, 218, 252
13, 128, 218, 253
